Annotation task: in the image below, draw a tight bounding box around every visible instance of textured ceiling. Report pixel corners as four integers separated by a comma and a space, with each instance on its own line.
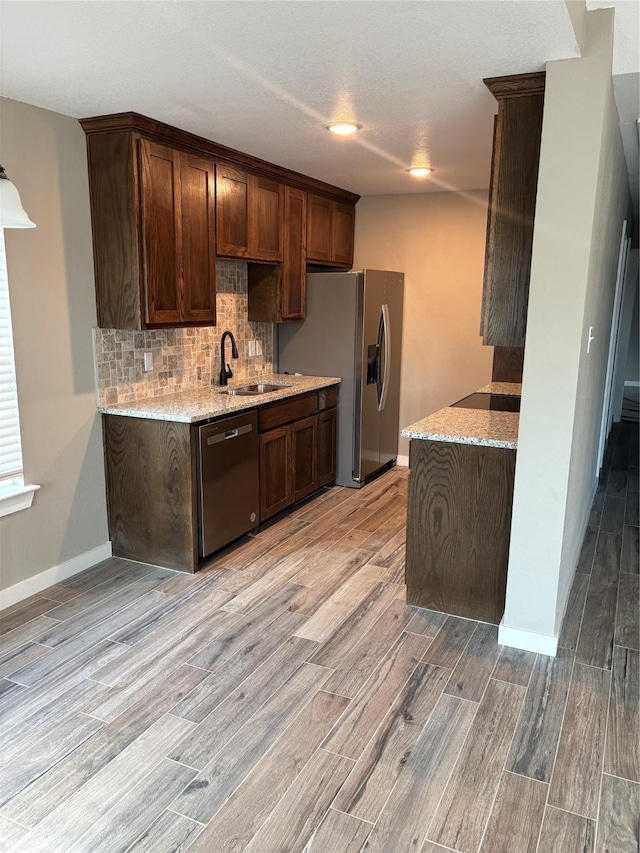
1, 0, 580, 196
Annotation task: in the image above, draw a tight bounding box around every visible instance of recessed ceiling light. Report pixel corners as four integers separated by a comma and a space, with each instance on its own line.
324, 122, 362, 136
407, 167, 434, 177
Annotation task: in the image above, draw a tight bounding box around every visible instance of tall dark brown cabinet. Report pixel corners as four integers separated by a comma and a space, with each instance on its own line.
480, 72, 545, 352
85, 131, 216, 330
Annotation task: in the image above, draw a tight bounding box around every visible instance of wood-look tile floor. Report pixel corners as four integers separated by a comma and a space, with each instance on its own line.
0, 421, 638, 853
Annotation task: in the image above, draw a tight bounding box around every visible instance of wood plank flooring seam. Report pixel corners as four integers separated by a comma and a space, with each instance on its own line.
539, 653, 576, 801
317, 688, 355, 700
424, 678, 527, 850
164, 806, 207, 826
0, 814, 30, 830
557, 572, 591, 654
536, 800, 602, 823
477, 771, 549, 853
548, 660, 610, 819
420, 696, 486, 848
326, 805, 375, 826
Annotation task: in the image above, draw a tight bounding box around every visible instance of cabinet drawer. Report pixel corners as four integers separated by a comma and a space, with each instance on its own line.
259, 392, 317, 432
318, 386, 338, 412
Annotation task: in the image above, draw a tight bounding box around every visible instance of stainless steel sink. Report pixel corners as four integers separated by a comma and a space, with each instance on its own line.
225, 383, 292, 396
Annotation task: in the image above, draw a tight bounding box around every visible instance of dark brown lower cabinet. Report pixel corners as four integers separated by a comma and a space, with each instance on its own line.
317, 408, 337, 487
102, 388, 339, 570
258, 389, 338, 521
292, 415, 318, 502
259, 426, 293, 520
405, 438, 516, 624
103, 415, 199, 573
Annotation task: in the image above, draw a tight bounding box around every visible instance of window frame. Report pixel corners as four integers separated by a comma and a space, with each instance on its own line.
0, 228, 39, 517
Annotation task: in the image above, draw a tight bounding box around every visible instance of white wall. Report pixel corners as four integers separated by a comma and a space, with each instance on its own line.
0, 98, 109, 597
502, 7, 631, 651
353, 191, 493, 457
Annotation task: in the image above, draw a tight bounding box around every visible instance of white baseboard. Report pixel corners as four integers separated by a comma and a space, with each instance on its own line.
498, 622, 558, 657
396, 455, 409, 467
624, 380, 640, 388
0, 542, 113, 610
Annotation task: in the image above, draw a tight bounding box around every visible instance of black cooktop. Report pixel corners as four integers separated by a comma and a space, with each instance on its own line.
451, 393, 521, 413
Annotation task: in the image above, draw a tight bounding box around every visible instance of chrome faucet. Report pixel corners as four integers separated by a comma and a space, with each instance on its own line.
219, 330, 239, 386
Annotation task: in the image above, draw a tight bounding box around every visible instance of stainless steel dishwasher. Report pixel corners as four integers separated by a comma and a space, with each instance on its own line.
197, 410, 259, 558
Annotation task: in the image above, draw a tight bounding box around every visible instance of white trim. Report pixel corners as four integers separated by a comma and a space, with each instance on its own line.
624, 380, 640, 388
498, 621, 559, 657
0, 482, 40, 517
396, 455, 409, 467
0, 542, 113, 610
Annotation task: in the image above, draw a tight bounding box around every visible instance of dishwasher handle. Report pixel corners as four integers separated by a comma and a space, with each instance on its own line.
206, 423, 253, 446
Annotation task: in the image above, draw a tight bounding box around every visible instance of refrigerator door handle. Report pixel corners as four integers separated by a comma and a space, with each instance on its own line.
378, 303, 391, 412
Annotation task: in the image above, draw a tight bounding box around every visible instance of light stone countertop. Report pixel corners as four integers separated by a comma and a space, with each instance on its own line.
477, 382, 522, 396
401, 382, 521, 449
98, 374, 341, 423
401, 408, 519, 449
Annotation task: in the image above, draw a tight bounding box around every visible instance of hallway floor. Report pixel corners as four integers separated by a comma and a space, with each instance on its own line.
0, 421, 637, 853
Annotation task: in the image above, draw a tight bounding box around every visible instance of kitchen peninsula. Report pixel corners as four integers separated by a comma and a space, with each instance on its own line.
402, 382, 521, 624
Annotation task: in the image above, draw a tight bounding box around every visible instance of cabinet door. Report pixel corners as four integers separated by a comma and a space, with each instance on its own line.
139, 139, 182, 325
259, 426, 292, 520
317, 408, 337, 487
481, 89, 544, 347
216, 164, 249, 258
180, 153, 216, 324
306, 194, 333, 262
249, 175, 283, 262
332, 203, 355, 266
291, 415, 318, 502
281, 187, 306, 320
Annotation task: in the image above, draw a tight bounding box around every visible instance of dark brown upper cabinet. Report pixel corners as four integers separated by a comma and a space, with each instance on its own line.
480, 72, 545, 348
84, 130, 215, 329
247, 186, 307, 323
140, 140, 216, 326
332, 202, 356, 266
82, 112, 359, 329
307, 193, 355, 267
216, 165, 284, 262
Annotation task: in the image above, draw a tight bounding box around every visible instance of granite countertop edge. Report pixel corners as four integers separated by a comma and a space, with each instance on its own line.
401, 384, 520, 449
400, 423, 518, 450
98, 374, 342, 423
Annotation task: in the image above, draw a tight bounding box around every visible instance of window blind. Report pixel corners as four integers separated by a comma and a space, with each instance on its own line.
0, 229, 25, 487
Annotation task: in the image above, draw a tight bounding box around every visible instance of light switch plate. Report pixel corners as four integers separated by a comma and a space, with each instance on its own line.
255, 339, 263, 357
143, 351, 153, 372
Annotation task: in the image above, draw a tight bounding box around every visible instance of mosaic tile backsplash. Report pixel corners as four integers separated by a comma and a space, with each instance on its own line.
93, 261, 274, 406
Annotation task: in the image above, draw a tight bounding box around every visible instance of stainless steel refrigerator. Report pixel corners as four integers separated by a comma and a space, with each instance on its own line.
277, 269, 404, 488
